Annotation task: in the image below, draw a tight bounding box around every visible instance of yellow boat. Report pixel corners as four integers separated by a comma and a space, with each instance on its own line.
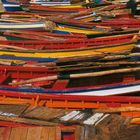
55, 26, 105, 34
0, 42, 135, 59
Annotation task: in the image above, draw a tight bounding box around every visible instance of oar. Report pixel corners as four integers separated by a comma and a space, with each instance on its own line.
10, 66, 140, 86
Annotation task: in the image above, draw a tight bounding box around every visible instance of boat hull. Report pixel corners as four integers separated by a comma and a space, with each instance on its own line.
0, 43, 135, 61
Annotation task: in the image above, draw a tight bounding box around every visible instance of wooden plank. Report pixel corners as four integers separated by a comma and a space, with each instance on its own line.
0, 127, 5, 140
20, 128, 28, 140
75, 126, 84, 140
0, 104, 29, 117
3, 127, 11, 140
48, 127, 56, 140
27, 127, 42, 140
9, 127, 28, 140
55, 126, 61, 140
23, 107, 65, 121
0, 127, 12, 140
40, 127, 49, 140
0, 115, 57, 126
9, 128, 21, 140
0, 128, 4, 140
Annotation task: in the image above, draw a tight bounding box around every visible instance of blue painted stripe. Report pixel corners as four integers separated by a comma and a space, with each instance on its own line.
52, 30, 70, 34
0, 82, 139, 94
1, 0, 22, 11
4, 7, 22, 11
0, 55, 57, 62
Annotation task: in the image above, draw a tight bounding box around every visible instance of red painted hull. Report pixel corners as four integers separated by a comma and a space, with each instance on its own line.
0, 65, 139, 97
2, 30, 86, 40
0, 65, 56, 80
0, 89, 139, 103
97, 18, 140, 28
0, 34, 135, 50
25, 4, 86, 13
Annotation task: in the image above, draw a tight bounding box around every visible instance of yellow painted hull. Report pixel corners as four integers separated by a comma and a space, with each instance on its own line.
55, 26, 104, 34
0, 43, 135, 58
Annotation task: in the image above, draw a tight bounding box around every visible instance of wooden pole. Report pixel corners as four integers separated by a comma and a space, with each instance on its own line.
11, 66, 140, 86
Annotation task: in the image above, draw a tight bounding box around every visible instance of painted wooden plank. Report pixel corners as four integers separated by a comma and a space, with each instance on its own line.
75, 126, 85, 140
9, 128, 21, 140
48, 127, 56, 140
40, 127, 49, 140
0, 104, 29, 117
0, 115, 57, 126
55, 126, 61, 140
23, 107, 65, 121
0, 127, 4, 140
9, 127, 28, 140
20, 128, 28, 140
83, 113, 104, 125
3, 127, 11, 140
0, 127, 7, 140
26, 127, 42, 140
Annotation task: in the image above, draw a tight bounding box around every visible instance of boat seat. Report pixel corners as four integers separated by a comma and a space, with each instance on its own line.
52, 80, 69, 90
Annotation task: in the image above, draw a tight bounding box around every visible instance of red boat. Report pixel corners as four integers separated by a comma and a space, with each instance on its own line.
53, 16, 138, 29
0, 89, 140, 108
0, 34, 137, 50
26, 4, 86, 13
1, 30, 86, 40
0, 65, 139, 96
97, 18, 140, 28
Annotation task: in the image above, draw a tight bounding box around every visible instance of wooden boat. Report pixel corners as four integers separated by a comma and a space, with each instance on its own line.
0, 41, 136, 62
0, 21, 55, 30
0, 21, 104, 35
0, 65, 139, 96
87, 28, 140, 38
96, 18, 140, 28
29, 0, 71, 6
75, 16, 140, 28
22, 4, 85, 12
0, 34, 137, 50
76, 9, 131, 22
0, 93, 140, 112
0, 30, 86, 40
1, 0, 22, 11
53, 25, 108, 34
